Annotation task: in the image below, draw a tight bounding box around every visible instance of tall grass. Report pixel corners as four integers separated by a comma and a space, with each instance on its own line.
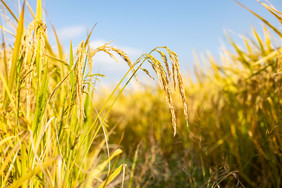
104, 1, 282, 187
0, 0, 188, 187
0, 0, 281, 187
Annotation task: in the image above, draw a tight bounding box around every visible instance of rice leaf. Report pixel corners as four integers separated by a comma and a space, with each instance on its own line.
70, 40, 75, 84
26, 1, 36, 20
0, 0, 18, 22
1, 29, 8, 80
252, 26, 265, 56
258, 1, 282, 25
9, 156, 58, 188
51, 23, 64, 59
0, 25, 15, 37
85, 24, 97, 47
36, 0, 42, 21
235, 0, 282, 38
98, 164, 124, 188
3, 0, 25, 109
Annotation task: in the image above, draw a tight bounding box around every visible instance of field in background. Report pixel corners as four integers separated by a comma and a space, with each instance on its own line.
0, 0, 281, 187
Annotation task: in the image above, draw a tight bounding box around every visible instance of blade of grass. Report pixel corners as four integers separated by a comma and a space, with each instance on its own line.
9, 156, 58, 188
0, 25, 16, 37
2, 147, 20, 187
3, 0, 25, 110
1, 29, 8, 80
69, 40, 75, 98
44, 54, 69, 67
225, 31, 250, 68
0, 134, 25, 177
253, 47, 281, 65
36, 0, 42, 21
258, 1, 282, 25
26, 1, 36, 20
0, 0, 18, 22
84, 24, 97, 47
235, 0, 282, 38
251, 26, 265, 56
82, 149, 123, 187
128, 143, 141, 188
99, 163, 124, 188
0, 73, 17, 112
50, 23, 64, 59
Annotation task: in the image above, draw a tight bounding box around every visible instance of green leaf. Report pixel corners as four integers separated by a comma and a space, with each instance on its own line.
98, 164, 124, 188
0, 0, 18, 22
51, 23, 64, 59
81, 149, 123, 187
36, 0, 42, 21
235, 0, 282, 38
9, 157, 58, 188
3, 0, 25, 109
85, 24, 97, 47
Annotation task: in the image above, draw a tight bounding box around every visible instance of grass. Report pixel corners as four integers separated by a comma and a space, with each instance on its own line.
0, 0, 281, 187
103, 2, 282, 187
0, 0, 188, 187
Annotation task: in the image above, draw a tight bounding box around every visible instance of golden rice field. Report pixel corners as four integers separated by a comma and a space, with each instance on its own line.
0, 0, 281, 187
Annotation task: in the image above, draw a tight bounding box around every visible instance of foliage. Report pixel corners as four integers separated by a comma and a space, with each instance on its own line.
0, 0, 281, 187
105, 1, 282, 187
0, 0, 188, 187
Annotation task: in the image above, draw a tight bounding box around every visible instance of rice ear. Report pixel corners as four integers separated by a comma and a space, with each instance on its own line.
137, 47, 189, 135
75, 41, 86, 119
90, 43, 140, 83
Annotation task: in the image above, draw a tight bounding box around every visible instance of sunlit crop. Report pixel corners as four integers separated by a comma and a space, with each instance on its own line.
0, 0, 281, 187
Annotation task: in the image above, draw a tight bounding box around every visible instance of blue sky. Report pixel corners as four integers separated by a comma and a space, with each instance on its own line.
2, 0, 282, 85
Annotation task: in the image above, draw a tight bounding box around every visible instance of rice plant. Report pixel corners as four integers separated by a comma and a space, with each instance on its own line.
0, 0, 281, 187
103, 1, 281, 187
0, 0, 188, 187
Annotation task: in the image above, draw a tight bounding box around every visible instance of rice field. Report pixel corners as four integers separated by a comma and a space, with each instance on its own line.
0, 0, 281, 187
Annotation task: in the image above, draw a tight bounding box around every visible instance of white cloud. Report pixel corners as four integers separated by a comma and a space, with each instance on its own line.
57, 25, 86, 40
